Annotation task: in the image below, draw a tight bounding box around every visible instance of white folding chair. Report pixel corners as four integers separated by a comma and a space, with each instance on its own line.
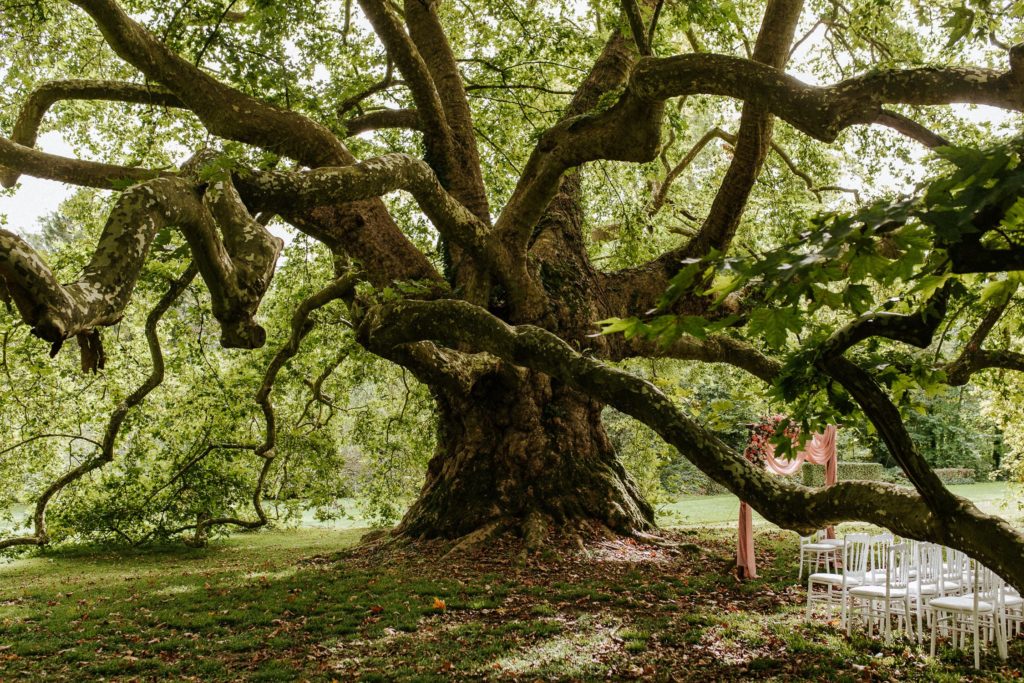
929, 558, 1008, 669
806, 533, 869, 626
799, 529, 839, 580
847, 542, 913, 643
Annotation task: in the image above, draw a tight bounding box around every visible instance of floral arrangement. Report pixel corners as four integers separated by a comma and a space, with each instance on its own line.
744, 415, 799, 464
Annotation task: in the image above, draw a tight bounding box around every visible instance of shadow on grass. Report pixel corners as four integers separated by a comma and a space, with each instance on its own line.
1, 527, 1021, 681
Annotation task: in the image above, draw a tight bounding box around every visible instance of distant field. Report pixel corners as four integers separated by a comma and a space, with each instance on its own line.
657, 481, 1023, 528
4, 482, 1021, 539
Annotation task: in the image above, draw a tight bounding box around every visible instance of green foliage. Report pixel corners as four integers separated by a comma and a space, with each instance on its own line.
800, 461, 885, 487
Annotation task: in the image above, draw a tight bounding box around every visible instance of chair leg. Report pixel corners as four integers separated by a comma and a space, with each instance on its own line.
930, 611, 939, 657
973, 618, 980, 670
806, 578, 814, 620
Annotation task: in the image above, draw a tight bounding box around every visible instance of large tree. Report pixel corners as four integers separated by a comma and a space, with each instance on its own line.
2, 0, 1024, 586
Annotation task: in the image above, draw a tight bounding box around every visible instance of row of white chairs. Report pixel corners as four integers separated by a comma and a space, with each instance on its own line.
803, 532, 1023, 669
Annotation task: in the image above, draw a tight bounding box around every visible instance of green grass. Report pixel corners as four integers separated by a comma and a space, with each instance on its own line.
2, 525, 1022, 681
1, 484, 1022, 680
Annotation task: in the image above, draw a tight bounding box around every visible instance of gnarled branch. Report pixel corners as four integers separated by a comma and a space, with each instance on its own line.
0, 171, 282, 360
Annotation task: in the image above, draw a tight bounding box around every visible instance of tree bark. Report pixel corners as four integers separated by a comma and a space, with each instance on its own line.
396, 363, 655, 543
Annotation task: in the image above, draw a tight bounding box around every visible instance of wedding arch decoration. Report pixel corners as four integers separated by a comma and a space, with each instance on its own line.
738, 417, 838, 579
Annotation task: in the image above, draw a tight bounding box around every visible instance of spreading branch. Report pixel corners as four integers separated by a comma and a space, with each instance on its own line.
1, 169, 282, 360
1, 79, 184, 187
0, 262, 197, 550
357, 297, 1024, 591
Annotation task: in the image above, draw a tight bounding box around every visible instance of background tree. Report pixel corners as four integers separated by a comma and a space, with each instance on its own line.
2, 0, 1024, 587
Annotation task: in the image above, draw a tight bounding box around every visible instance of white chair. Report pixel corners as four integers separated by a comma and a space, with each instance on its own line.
908, 542, 959, 644
863, 532, 894, 585
799, 530, 839, 580
806, 533, 869, 626
1004, 586, 1023, 638
929, 558, 1008, 669
847, 542, 914, 643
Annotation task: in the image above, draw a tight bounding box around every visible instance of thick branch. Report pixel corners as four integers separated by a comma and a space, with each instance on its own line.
0, 134, 171, 189
69, 0, 350, 167
343, 108, 421, 136
403, 0, 491, 223
820, 282, 954, 358
358, 297, 1024, 591
241, 154, 507, 282
499, 38, 1024, 253
1, 79, 184, 187
674, 0, 804, 257
0, 173, 282, 355
618, 334, 783, 384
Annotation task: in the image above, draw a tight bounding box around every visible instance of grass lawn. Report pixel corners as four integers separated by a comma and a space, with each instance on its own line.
2, 524, 1023, 682
657, 481, 1024, 528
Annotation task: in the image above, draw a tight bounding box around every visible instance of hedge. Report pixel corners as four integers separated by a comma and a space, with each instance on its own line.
801, 461, 885, 487
933, 467, 976, 485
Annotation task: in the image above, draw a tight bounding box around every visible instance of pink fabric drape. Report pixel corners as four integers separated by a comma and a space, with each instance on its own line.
736, 425, 838, 579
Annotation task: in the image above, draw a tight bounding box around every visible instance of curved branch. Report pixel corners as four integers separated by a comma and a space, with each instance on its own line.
619, 334, 783, 384
69, 0, 350, 167
0, 262, 197, 551
1, 172, 282, 359
241, 154, 507, 282
342, 108, 421, 136
819, 281, 954, 358
0, 433, 103, 460
875, 109, 950, 149
0, 134, 172, 189
497, 38, 1024, 252
254, 273, 358, 457
945, 290, 1024, 384
1, 79, 184, 187
358, 297, 1024, 591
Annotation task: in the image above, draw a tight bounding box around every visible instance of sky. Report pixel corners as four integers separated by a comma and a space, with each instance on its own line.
2, 132, 78, 231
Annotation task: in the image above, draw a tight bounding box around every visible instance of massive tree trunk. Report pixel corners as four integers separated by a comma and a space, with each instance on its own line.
396, 363, 655, 542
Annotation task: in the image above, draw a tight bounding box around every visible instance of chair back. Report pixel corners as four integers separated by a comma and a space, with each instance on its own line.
867, 532, 894, 581
944, 548, 970, 587
842, 533, 870, 585
885, 543, 913, 592
915, 542, 945, 596
973, 561, 1006, 609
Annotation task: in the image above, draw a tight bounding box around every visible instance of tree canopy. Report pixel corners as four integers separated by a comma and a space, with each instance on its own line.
2, 0, 1024, 588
